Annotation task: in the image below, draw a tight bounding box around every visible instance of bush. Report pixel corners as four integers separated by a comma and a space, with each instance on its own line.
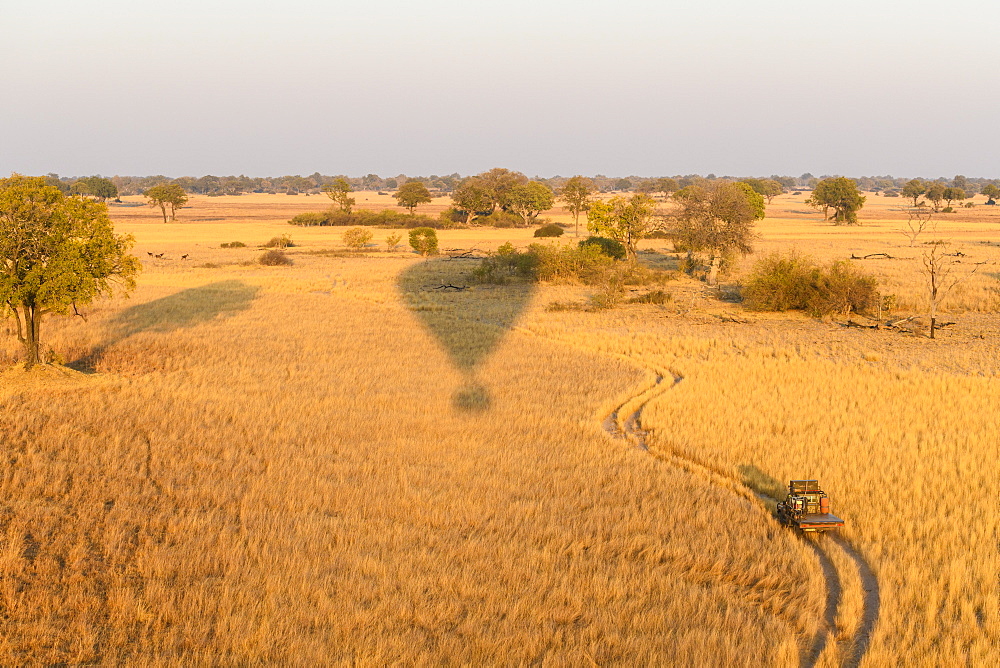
474, 242, 614, 285
409, 227, 438, 256
385, 233, 403, 251
477, 211, 523, 228
289, 212, 328, 226
579, 236, 627, 260
288, 208, 443, 229
941, 206, 954, 213
220, 241, 246, 248
742, 251, 879, 317
533, 223, 564, 238
264, 234, 294, 248
259, 250, 293, 266
342, 227, 373, 250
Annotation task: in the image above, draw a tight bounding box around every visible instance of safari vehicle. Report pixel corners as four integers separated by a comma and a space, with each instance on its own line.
776, 480, 845, 532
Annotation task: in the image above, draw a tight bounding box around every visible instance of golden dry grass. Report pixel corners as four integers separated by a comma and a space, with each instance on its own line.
0, 192, 997, 665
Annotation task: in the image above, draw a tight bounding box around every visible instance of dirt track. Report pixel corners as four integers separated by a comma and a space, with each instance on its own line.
600, 364, 881, 667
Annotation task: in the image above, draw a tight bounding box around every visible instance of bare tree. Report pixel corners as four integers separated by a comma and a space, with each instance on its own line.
901, 207, 934, 247
921, 241, 979, 339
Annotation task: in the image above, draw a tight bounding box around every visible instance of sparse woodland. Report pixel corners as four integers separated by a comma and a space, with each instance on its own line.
0, 185, 998, 665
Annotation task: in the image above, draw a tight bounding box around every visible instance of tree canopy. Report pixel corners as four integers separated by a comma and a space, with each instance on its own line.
507, 181, 554, 227
924, 182, 946, 211
586, 193, 658, 258
71, 176, 118, 202
451, 178, 494, 226
322, 177, 355, 213
144, 183, 189, 223
807, 177, 866, 224
741, 178, 783, 203
901, 179, 925, 207
394, 181, 432, 214
0, 175, 141, 367
671, 181, 764, 284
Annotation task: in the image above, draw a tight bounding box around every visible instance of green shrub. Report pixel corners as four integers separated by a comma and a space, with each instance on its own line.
409, 227, 438, 256
264, 234, 294, 248
533, 223, 564, 238
288, 208, 442, 228
579, 236, 627, 260
478, 211, 523, 228
941, 206, 954, 213
385, 233, 403, 251
342, 227, 373, 250
741, 252, 816, 311
220, 241, 246, 248
259, 250, 293, 266
742, 251, 879, 316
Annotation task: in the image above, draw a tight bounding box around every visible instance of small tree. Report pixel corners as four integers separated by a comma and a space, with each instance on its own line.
451, 177, 493, 226
901, 179, 926, 207
342, 227, 372, 250
409, 227, 438, 256
807, 177, 865, 224
742, 178, 783, 203
671, 182, 764, 285
72, 176, 119, 202
586, 193, 658, 259
394, 181, 432, 214
657, 177, 679, 199
981, 184, 1000, 203
921, 241, 979, 339
0, 175, 141, 367
558, 176, 594, 237
924, 182, 946, 212
942, 187, 965, 209
144, 183, 189, 223
323, 177, 356, 213
385, 233, 402, 251
507, 181, 554, 227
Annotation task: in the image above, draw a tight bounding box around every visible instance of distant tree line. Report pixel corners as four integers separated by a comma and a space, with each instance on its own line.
38, 171, 1000, 200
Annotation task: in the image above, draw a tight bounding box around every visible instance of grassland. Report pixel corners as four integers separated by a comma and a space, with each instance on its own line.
0, 191, 997, 665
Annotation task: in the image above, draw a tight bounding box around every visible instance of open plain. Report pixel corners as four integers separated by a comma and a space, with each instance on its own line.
1, 192, 998, 665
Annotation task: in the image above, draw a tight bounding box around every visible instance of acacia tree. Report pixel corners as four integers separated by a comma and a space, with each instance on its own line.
451, 177, 493, 226
942, 187, 965, 208
323, 177, 355, 213
144, 183, 188, 223
478, 168, 528, 213
657, 177, 679, 199
394, 181, 432, 214
671, 181, 764, 285
808, 177, 865, 224
0, 175, 141, 367
586, 193, 658, 258
507, 181, 554, 227
72, 176, 118, 202
558, 176, 593, 237
981, 183, 1000, 203
924, 182, 946, 212
742, 178, 783, 203
901, 179, 926, 207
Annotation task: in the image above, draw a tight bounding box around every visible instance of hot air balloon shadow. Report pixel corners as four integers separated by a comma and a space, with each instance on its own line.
398, 258, 534, 412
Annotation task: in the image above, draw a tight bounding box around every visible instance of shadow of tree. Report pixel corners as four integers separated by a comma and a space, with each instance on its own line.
398, 259, 534, 412
71, 280, 260, 371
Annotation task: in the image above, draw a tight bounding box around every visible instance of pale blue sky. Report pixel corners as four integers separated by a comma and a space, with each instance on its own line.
1, 0, 997, 178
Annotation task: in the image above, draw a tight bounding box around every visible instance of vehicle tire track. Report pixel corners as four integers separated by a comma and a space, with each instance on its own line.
603, 365, 879, 668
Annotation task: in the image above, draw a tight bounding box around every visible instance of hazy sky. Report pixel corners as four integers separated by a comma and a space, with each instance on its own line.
2, 0, 997, 178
